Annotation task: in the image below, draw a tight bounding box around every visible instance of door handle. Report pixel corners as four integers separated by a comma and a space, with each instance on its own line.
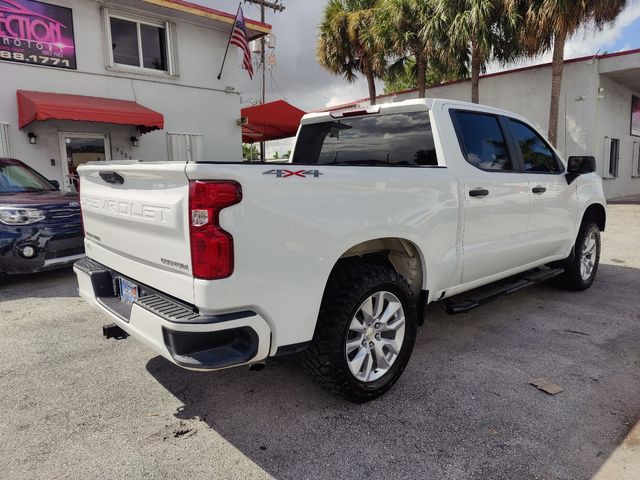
469, 188, 489, 197
532, 186, 547, 194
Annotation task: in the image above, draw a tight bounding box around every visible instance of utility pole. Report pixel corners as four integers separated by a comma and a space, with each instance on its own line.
244, 0, 285, 161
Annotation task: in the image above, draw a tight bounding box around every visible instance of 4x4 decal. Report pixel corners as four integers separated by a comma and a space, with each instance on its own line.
263, 169, 323, 178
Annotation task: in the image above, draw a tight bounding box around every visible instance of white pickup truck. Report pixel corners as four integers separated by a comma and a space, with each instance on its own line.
75, 99, 606, 402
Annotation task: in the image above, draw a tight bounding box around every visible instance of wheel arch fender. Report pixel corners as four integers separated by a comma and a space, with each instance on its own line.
581, 202, 606, 232
323, 236, 427, 301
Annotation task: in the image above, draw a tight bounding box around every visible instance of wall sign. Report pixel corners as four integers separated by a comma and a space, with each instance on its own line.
632, 96, 640, 137
0, 0, 76, 69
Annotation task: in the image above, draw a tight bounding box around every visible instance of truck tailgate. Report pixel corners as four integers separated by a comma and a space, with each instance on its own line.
78, 162, 194, 303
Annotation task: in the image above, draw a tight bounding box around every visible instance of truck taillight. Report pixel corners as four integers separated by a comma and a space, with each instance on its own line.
189, 181, 242, 280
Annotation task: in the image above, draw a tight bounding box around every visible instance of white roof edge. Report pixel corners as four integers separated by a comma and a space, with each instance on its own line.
302, 97, 530, 124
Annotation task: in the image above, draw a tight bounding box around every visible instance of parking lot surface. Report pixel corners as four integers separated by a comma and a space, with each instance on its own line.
1, 203, 639, 480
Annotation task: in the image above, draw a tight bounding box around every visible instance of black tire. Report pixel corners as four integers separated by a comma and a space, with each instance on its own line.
559, 221, 601, 291
303, 262, 417, 403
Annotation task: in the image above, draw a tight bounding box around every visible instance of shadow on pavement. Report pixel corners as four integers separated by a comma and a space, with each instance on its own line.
0, 267, 78, 300
146, 263, 640, 480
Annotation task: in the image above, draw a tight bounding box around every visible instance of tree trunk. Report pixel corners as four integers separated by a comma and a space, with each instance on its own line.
365, 67, 377, 105
471, 43, 480, 104
548, 30, 566, 147
416, 53, 427, 98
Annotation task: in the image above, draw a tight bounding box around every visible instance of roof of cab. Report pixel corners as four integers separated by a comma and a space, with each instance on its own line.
301, 98, 529, 125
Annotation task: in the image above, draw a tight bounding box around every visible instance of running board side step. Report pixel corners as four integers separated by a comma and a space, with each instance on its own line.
444, 267, 564, 315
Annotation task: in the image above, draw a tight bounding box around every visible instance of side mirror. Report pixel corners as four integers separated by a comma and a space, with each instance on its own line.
567, 156, 596, 175
49, 180, 60, 190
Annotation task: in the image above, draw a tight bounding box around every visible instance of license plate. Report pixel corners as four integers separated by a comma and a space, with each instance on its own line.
119, 277, 139, 305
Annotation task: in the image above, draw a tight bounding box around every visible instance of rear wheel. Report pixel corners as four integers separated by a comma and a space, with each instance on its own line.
560, 221, 601, 291
304, 262, 417, 403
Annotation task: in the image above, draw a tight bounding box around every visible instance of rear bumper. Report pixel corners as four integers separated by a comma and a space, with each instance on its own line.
74, 258, 271, 370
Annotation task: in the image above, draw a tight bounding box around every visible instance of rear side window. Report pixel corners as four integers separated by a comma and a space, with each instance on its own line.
453, 111, 513, 171
291, 111, 438, 166
508, 119, 562, 173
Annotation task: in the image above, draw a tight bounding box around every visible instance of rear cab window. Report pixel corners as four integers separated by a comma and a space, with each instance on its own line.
291, 111, 438, 166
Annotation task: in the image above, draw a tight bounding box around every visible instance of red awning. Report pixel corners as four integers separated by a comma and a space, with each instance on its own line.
241, 100, 305, 143
17, 90, 164, 134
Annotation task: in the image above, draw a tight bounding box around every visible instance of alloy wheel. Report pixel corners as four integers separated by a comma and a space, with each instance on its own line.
580, 230, 598, 281
345, 291, 406, 383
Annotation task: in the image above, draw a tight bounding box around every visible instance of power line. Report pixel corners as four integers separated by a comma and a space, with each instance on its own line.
269, 69, 288, 103
244, 0, 285, 161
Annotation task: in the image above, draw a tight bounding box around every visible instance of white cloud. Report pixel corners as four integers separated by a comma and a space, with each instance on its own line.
323, 79, 384, 108
564, 4, 640, 58
203, 0, 639, 117
487, 3, 640, 73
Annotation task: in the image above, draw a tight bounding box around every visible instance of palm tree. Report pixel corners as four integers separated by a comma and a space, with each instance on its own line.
433, 0, 521, 104
317, 0, 385, 104
374, 0, 442, 98
521, 1, 628, 147
382, 55, 467, 94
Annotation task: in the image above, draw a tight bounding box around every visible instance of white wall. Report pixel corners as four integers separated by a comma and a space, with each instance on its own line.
0, 0, 246, 185
595, 75, 640, 199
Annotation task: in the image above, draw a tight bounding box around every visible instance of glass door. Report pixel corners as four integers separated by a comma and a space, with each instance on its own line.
59, 133, 111, 192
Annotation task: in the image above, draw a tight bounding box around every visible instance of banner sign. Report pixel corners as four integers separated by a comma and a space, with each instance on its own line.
632, 96, 640, 137
0, 0, 76, 69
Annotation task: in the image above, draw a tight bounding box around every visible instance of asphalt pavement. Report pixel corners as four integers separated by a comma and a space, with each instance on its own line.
1, 203, 639, 480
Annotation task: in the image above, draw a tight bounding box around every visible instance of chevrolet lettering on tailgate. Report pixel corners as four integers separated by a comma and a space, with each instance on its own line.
81, 197, 172, 225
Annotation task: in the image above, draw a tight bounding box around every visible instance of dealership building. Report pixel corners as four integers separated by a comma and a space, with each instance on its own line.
329, 49, 640, 200
0, 0, 269, 191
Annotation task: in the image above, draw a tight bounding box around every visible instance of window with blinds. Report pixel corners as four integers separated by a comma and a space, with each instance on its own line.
166, 133, 203, 162
0, 123, 10, 158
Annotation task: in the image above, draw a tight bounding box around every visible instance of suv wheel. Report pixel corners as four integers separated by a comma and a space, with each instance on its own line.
304, 262, 417, 403
560, 221, 601, 291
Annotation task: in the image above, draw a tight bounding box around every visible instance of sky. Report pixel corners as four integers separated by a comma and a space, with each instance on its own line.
203, 0, 640, 156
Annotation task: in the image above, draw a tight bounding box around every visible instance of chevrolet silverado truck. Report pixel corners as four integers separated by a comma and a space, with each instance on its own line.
74, 99, 606, 402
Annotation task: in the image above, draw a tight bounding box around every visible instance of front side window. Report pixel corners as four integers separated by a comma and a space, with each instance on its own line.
109, 15, 168, 72
508, 119, 561, 173
291, 111, 438, 166
454, 111, 513, 171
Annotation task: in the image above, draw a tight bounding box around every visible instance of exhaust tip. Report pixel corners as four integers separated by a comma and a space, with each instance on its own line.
249, 362, 266, 372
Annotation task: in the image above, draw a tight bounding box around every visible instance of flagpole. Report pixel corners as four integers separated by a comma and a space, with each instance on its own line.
217, 3, 242, 80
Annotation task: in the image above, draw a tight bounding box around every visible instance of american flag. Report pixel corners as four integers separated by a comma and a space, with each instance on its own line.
230, 7, 254, 79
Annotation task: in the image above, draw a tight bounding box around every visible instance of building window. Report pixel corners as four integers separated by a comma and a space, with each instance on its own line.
167, 133, 203, 162
632, 141, 640, 178
106, 11, 175, 75
0, 123, 10, 158
608, 138, 620, 178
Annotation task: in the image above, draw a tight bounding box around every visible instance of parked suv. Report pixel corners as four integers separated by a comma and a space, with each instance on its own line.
0, 158, 84, 281
74, 99, 606, 402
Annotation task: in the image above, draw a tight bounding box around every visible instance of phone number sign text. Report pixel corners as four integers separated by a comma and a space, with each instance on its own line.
0, 0, 77, 70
